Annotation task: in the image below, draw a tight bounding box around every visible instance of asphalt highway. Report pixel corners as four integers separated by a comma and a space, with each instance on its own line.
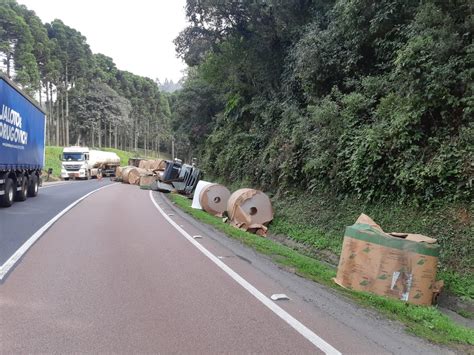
0, 183, 452, 353
0, 179, 112, 266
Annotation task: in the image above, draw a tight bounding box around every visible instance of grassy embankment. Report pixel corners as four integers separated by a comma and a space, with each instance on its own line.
44, 146, 171, 179
207, 179, 473, 305
168, 193, 474, 347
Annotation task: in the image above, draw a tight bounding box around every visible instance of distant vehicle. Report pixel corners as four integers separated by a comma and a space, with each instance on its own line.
60, 146, 120, 180
0, 74, 45, 208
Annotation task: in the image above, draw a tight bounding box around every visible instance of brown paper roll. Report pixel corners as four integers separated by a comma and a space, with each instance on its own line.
199, 183, 231, 217
121, 166, 135, 184
128, 168, 148, 185
227, 188, 273, 235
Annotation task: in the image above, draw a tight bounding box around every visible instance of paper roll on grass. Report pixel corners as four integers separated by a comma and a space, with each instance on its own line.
199, 183, 230, 217
227, 188, 274, 236
192, 180, 213, 209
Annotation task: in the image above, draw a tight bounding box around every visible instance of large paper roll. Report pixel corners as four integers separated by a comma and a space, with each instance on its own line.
199, 183, 231, 217
191, 180, 213, 209
227, 188, 273, 236
128, 168, 148, 185
121, 166, 136, 184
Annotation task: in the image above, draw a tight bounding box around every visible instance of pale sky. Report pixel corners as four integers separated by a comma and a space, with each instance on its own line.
18, 0, 188, 83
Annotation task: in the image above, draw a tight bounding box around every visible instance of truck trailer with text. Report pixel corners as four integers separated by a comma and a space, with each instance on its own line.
0, 74, 46, 208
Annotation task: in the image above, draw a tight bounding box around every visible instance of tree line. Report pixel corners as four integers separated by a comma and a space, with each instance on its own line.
171, 0, 472, 202
0, 0, 172, 154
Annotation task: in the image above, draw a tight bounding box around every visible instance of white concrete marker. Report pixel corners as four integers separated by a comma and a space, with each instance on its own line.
0, 183, 118, 280
149, 191, 341, 355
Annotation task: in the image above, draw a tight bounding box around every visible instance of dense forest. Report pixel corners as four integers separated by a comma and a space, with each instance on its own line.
0, 0, 172, 153
172, 0, 472, 203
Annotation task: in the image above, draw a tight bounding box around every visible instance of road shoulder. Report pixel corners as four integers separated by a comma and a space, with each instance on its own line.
154, 191, 456, 354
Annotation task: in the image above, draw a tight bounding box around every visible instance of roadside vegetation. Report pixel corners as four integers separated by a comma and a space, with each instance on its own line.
0, 0, 174, 156
168, 0, 473, 313
169, 193, 474, 347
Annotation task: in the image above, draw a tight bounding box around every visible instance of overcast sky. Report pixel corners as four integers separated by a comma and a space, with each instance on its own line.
18, 0, 188, 83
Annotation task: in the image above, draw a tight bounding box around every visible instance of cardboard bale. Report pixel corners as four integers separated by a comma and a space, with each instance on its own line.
138, 160, 150, 169
139, 175, 157, 188
116, 165, 134, 179
149, 159, 167, 171
127, 168, 148, 185
227, 188, 274, 236
334, 214, 441, 306
121, 166, 136, 184
199, 183, 231, 217
116, 166, 124, 178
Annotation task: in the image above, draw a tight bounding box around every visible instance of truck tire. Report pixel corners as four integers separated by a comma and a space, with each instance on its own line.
0, 178, 14, 207
15, 177, 28, 201
28, 175, 39, 197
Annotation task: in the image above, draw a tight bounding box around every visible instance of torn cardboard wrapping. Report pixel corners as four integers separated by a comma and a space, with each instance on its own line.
334, 214, 442, 305
227, 188, 273, 236
199, 183, 231, 217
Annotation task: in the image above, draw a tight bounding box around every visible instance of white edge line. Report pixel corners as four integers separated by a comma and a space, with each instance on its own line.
149, 191, 341, 355
0, 183, 118, 280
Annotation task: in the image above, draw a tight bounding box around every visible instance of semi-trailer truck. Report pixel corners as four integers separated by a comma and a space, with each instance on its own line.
60, 146, 120, 180
0, 74, 46, 208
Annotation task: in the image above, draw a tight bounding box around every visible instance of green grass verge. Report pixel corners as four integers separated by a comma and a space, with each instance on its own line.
270, 191, 473, 301
204, 179, 473, 300
44, 146, 64, 179
168, 193, 474, 346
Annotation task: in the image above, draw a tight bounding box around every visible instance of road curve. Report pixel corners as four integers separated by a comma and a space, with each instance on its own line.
0, 183, 451, 353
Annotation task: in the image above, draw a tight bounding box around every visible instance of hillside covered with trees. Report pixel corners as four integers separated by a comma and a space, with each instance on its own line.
171, 0, 473, 292
0, 0, 172, 154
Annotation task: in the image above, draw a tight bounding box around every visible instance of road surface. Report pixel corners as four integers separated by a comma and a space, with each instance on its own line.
0, 180, 112, 267
0, 182, 451, 353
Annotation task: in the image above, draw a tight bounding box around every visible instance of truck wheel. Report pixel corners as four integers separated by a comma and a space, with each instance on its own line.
0, 178, 14, 207
15, 177, 28, 201
28, 175, 39, 197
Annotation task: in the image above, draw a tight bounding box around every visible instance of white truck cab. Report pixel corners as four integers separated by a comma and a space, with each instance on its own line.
60, 146, 120, 180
